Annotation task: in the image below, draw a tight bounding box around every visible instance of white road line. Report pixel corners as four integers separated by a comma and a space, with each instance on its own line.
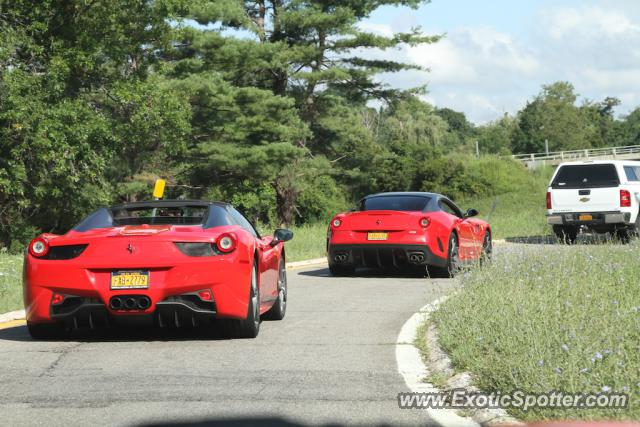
395, 297, 479, 427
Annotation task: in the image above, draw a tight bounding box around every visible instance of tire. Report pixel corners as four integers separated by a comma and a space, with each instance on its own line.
263, 258, 287, 321
430, 232, 461, 278
480, 232, 492, 265
615, 212, 640, 244
225, 261, 260, 338
27, 322, 64, 340
553, 225, 578, 245
329, 263, 355, 276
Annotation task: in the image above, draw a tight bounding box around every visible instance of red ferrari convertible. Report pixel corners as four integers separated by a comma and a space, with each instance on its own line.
23, 200, 293, 339
327, 192, 491, 276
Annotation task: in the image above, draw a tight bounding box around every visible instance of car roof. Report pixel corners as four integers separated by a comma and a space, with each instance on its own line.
557, 160, 640, 166
111, 200, 230, 210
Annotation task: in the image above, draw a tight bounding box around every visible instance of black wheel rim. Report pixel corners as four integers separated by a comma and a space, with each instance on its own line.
278, 261, 287, 312
251, 265, 259, 327
450, 235, 461, 273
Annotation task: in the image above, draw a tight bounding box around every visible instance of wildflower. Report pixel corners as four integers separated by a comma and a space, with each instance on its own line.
622, 386, 630, 392
561, 344, 569, 352
612, 300, 619, 305
537, 360, 544, 367
603, 349, 611, 356
602, 386, 611, 392
580, 368, 589, 373
594, 351, 603, 360
554, 368, 562, 374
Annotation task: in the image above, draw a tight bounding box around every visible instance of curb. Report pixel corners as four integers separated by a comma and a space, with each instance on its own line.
286, 257, 327, 270
396, 297, 479, 427
0, 257, 328, 324
0, 309, 25, 324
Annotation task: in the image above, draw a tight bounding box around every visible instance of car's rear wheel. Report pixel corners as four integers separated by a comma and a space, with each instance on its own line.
27, 322, 64, 340
430, 233, 462, 278
329, 263, 355, 277
553, 225, 578, 245
480, 232, 492, 265
225, 262, 260, 339
263, 258, 287, 321
614, 212, 640, 243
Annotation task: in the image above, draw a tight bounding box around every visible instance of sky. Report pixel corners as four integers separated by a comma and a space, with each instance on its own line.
360, 0, 640, 124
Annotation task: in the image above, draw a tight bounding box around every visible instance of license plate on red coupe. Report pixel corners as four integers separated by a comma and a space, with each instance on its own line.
110, 271, 150, 290
367, 232, 388, 241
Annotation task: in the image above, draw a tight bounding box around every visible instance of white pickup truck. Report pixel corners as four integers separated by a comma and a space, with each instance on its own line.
546, 160, 640, 243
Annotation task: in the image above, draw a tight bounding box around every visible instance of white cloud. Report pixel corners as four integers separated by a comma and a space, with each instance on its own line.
359, 3, 640, 123
542, 6, 640, 40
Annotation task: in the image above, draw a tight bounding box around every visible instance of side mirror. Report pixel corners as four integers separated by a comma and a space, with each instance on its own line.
464, 208, 479, 218
271, 228, 294, 246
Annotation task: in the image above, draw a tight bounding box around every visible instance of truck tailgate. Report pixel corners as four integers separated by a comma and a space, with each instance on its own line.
551, 188, 619, 212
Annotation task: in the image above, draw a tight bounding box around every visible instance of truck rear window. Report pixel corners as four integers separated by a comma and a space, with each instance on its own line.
551, 164, 620, 189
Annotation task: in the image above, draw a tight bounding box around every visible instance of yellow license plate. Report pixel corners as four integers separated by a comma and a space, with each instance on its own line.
367, 232, 388, 241
579, 215, 593, 221
110, 271, 149, 290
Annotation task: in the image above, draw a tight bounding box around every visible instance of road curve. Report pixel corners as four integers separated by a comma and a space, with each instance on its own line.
0, 266, 459, 427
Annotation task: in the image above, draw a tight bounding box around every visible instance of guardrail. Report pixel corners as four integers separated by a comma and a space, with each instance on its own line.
512, 145, 640, 164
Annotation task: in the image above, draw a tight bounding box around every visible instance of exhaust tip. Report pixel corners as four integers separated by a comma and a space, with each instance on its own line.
124, 297, 137, 310
110, 297, 123, 310
137, 296, 151, 310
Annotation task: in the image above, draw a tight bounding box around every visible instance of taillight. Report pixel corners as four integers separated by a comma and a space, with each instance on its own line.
28, 237, 49, 257
546, 192, 552, 210
216, 233, 237, 253
420, 217, 430, 228
332, 218, 342, 228
197, 289, 214, 301
620, 189, 632, 207
51, 293, 65, 306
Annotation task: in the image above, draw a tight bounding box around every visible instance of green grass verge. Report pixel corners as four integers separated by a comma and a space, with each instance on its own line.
0, 253, 23, 314
433, 243, 640, 421
285, 223, 327, 262
459, 166, 553, 240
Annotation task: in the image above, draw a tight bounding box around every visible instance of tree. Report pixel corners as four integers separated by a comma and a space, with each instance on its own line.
512, 82, 599, 153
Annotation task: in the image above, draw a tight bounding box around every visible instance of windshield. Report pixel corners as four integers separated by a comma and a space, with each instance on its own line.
551, 164, 620, 189
72, 205, 228, 232
111, 206, 207, 226
360, 195, 432, 212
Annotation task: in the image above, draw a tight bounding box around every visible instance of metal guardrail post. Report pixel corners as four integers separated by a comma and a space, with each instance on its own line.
613, 148, 617, 158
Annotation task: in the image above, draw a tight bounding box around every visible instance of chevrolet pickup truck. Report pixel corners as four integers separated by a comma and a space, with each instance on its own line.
546, 160, 640, 243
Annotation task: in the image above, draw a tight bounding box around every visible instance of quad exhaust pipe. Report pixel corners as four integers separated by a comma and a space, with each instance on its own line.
334, 253, 349, 263
109, 295, 151, 311
408, 253, 425, 264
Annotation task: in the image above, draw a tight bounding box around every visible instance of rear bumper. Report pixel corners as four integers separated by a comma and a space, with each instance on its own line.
547, 211, 631, 226
328, 244, 447, 269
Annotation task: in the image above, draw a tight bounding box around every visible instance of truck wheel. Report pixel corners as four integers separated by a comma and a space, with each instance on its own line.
553, 225, 578, 245
615, 213, 640, 243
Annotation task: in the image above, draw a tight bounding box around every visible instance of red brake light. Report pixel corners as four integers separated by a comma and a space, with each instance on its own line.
546, 192, 552, 210
420, 217, 430, 228
620, 189, 632, 207
216, 233, 237, 253
51, 293, 65, 306
28, 237, 49, 257
198, 289, 213, 301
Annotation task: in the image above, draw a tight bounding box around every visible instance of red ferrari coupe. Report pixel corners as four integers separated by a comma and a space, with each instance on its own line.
327, 192, 491, 276
23, 200, 293, 339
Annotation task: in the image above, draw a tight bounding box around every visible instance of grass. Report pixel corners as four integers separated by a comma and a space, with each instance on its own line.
433, 243, 640, 421
285, 223, 328, 262
0, 252, 23, 314
459, 166, 553, 240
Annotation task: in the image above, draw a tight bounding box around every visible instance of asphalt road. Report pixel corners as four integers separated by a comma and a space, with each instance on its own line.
0, 265, 459, 427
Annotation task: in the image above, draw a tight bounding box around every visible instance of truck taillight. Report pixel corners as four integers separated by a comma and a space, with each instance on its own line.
546, 192, 552, 209
620, 189, 632, 207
